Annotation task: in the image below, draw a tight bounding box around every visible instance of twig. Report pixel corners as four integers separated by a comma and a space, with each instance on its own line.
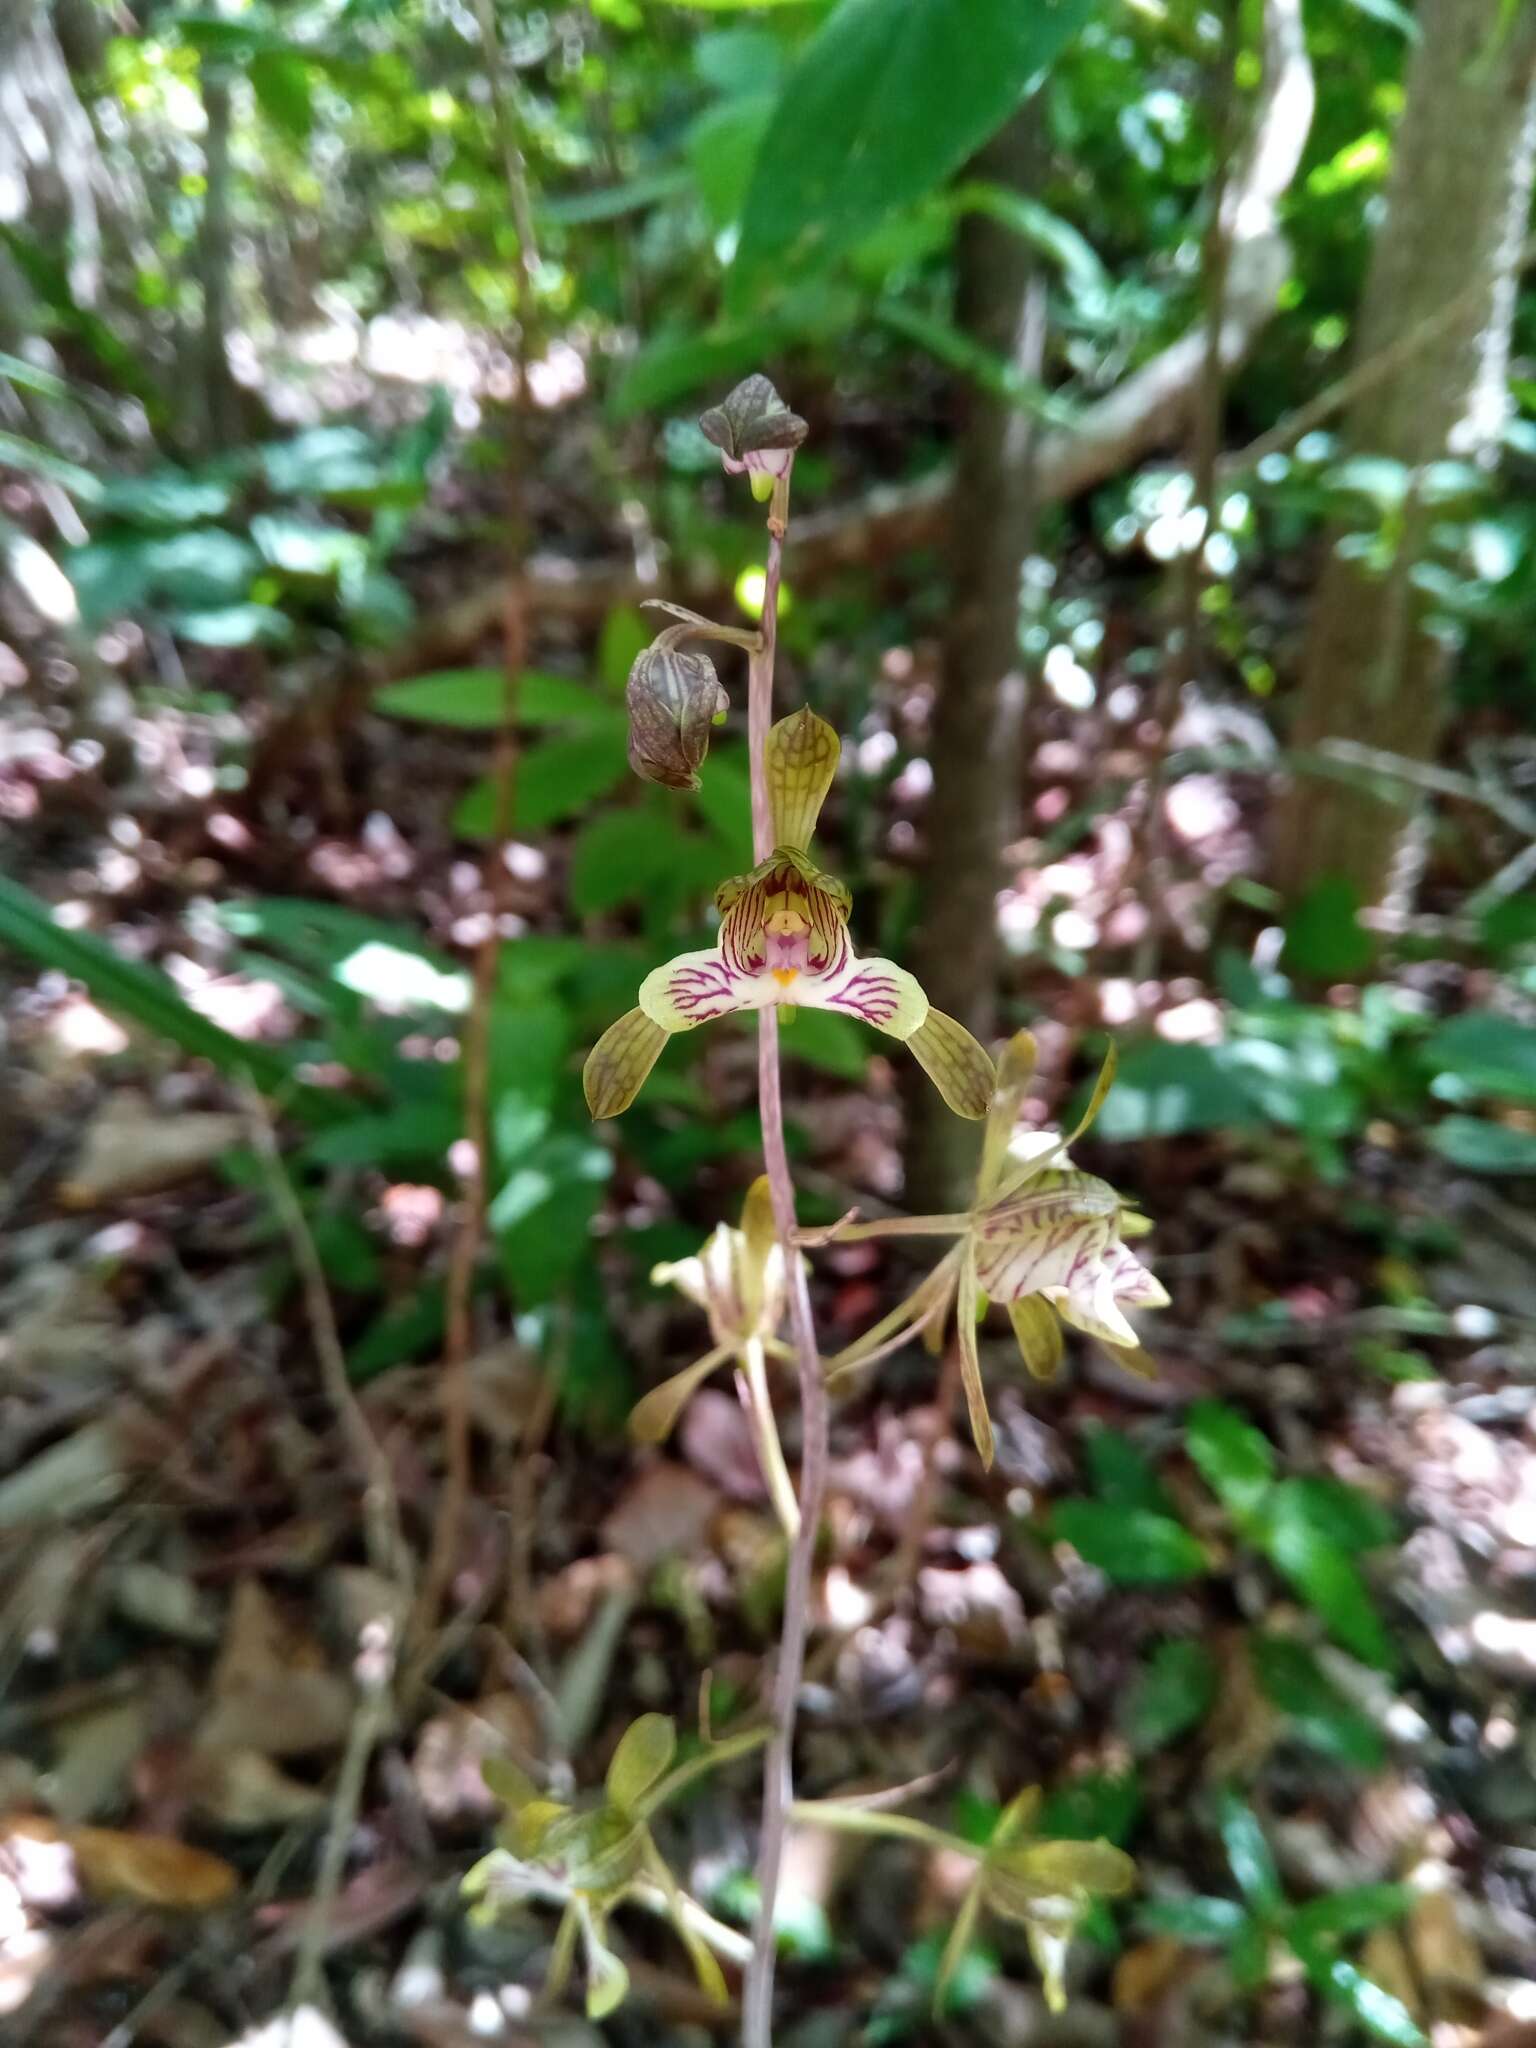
244, 1083, 407, 1593
289, 1619, 397, 2015
418, 2, 542, 1647
741, 464, 829, 2048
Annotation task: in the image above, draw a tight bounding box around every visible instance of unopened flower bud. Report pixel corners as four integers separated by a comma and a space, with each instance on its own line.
698, 375, 807, 489
626, 636, 729, 791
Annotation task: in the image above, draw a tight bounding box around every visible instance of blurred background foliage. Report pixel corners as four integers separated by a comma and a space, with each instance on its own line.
4, 0, 1536, 2041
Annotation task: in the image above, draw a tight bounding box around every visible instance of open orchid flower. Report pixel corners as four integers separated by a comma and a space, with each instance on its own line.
633, 1177, 802, 1537
790, 1782, 1135, 2015
583, 707, 994, 1123
465, 1713, 766, 2021
809, 1032, 1168, 1469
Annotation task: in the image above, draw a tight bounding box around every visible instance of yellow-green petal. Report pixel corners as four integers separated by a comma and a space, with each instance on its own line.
577, 1900, 630, 2019
980, 1030, 1037, 1199
908, 1008, 993, 1118
992, 1837, 1137, 1905
765, 705, 839, 851
956, 1245, 995, 1470
1008, 1297, 1064, 1382
629, 1343, 734, 1444
584, 1006, 669, 1118
740, 1173, 777, 1328
606, 1714, 678, 1816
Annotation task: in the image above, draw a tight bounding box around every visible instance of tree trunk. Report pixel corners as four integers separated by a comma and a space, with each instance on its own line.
1273, 0, 1536, 910
904, 109, 1044, 1209
198, 63, 241, 453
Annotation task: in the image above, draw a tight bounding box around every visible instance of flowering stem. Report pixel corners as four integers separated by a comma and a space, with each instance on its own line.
740, 1337, 801, 1542
741, 463, 828, 2048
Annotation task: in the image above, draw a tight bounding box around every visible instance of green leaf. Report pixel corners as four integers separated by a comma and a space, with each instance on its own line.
1119, 1640, 1217, 1754
1084, 1041, 1259, 1142
1282, 877, 1375, 981
779, 1007, 869, 1081
0, 429, 104, 501
1036, 1771, 1142, 1846
94, 469, 234, 528
1271, 1476, 1393, 1554
454, 733, 628, 837
1083, 1425, 1169, 1514
250, 49, 314, 140
1186, 1400, 1275, 1523
948, 182, 1109, 299
1139, 1896, 1249, 1944
374, 668, 623, 730
1249, 1635, 1386, 1769
1216, 1792, 1282, 1918
606, 1714, 677, 1814
169, 603, 292, 649
597, 606, 651, 692
1292, 1943, 1427, 2047
730, 0, 1092, 298
569, 808, 675, 916
1429, 1116, 1536, 1173
1426, 1012, 1536, 1105
1261, 1488, 1395, 1670
687, 94, 776, 228
1048, 1502, 1207, 1586
1289, 1884, 1414, 1944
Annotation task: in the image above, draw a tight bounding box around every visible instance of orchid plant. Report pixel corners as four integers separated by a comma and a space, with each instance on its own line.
472, 379, 1166, 2042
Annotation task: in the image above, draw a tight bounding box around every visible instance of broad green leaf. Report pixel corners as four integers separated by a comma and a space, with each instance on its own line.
606, 1714, 677, 1814
1289, 1884, 1414, 1944
949, 182, 1109, 299
1429, 1116, 1536, 1173
1036, 1772, 1142, 1847
687, 94, 776, 228
1281, 877, 1375, 981
1186, 1400, 1275, 1523
1083, 1425, 1169, 1514
169, 603, 291, 648
1426, 1012, 1536, 1105
0, 429, 104, 501
1119, 1639, 1217, 1754
1084, 1041, 1259, 1142
1049, 1503, 1207, 1585
779, 1007, 869, 1080
454, 732, 628, 837
1292, 1943, 1427, 2047
1249, 1634, 1385, 1768
570, 808, 675, 916
1271, 1475, 1393, 1554
1261, 1486, 1395, 1669
94, 469, 234, 528
1140, 1895, 1249, 1944
250, 49, 314, 140
374, 668, 623, 730
731, 0, 1093, 298
1216, 1792, 1282, 1918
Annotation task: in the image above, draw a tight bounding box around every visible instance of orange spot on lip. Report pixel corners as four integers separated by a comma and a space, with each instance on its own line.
771, 968, 799, 989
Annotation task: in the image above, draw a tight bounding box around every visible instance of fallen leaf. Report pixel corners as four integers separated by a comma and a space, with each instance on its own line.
198, 1580, 355, 1759
1408, 1886, 1484, 2019
183, 1749, 328, 1830
410, 1693, 539, 1824
537, 1554, 636, 1640
68, 1827, 238, 1910
600, 1463, 719, 1570
58, 1095, 245, 1205
1113, 1935, 1192, 2012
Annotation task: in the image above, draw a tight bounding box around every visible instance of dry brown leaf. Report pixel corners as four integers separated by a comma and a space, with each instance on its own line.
1409, 1886, 1485, 2019
59, 1095, 245, 1205
183, 1748, 328, 1830
600, 1462, 719, 1570
1113, 1935, 1192, 2013
536, 1553, 636, 1640
1362, 1926, 1423, 2021
410, 1692, 539, 1824
1206, 1627, 1279, 1779
67, 1826, 238, 1910
199, 1580, 354, 1759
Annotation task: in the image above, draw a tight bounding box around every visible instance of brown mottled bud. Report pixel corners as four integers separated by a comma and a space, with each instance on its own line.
698, 375, 807, 484
626, 636, 729, 791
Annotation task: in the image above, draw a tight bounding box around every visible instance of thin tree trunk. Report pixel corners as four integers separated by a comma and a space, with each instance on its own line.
1273, 0, 1536, 910
198, 63, 240, 453
904, 108, 1045, 1210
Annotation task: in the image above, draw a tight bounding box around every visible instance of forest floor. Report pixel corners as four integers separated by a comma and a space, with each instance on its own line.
4, 410, 1536, 2048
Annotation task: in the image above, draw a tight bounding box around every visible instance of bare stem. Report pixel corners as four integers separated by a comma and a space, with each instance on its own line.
741, 465, 828, 2048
